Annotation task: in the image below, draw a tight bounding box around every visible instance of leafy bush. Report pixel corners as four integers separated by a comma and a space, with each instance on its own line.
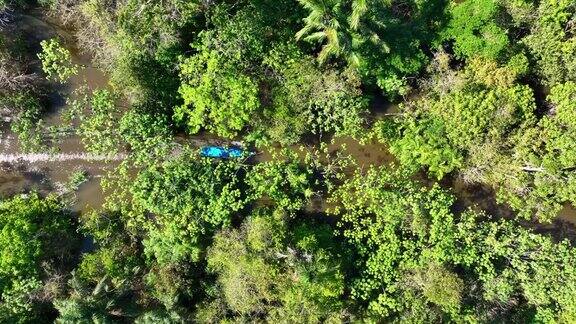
329, 166, 458, 319
130, 154, 246, 264
199, 211, 349, 322
381, 57, 536, 180
176, 49, 260, 138
261, 43, 368, 144
38, 38, 78, 83
523, 0, 576, 86
441, 0, 509, 60
0, 194, 75, 322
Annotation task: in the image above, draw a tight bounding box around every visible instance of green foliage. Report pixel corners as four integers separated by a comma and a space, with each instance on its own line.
78, 0, 202, 109
130, 153, 246, 264
329, 166, 458, 318
56, 207, 147, 322
77, 245, 141, 288
67, 169, 89, 192
329, 167, 576, 321
0, 35, 46, 152
11, 0, 576, 322
176, 48, 260, 138
173, 2, 371, 141
0, 278, 42, 324
0, 194, 75, 322
1, 0, 32, 10
261, 43, 368, 144
65, 88, 121, 155
54, 274, 140, 323
38, 38, 78, 83
79, 90, 119, 155
427, 80, 576, 221
247, 150, 315, 213
198, 211, 349, 322
382, 117, 464, 178
409, 263, 464, 313
6, 92, 45, 152
66, 87, 173, 160
382, 57, 536, 179
135, 309, 179, 324
173, 2, 307, 139
380, 56, 576, 221
0, 194, 70, 287
38, 0, 57, 9
117, 109, 173, 164
523, 0, 576, 86
76, 209, 143, 289
441, 0, 509, 59
498, 81, 576, 220
295, 0, 366, 64
199, 4, 273, 68
296, 0, 447, 97
454, 211, 576, 322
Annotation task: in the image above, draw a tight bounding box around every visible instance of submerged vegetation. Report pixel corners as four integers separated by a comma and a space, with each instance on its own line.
1, 0, 576, 322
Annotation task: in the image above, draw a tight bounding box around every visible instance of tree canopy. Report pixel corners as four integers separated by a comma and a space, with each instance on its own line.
3, 0, 576, 322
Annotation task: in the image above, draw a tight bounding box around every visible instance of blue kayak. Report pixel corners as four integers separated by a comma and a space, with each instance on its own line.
200, 146, 246, 159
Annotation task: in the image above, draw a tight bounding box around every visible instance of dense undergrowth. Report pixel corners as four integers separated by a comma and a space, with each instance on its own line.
1, 0, 576, 322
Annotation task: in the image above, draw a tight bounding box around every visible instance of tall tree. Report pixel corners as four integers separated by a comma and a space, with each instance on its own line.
197, 210, 351, 322
296, 0, 448, 96
0, 194, 77, 323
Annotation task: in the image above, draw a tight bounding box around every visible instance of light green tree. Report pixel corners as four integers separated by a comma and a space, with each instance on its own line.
523, 0, 576, 86
441, 0, 509, 60
0, 194, 75, 323
328, 166, 460, 319
176, 49, 260, 138
38, 38, 78, 83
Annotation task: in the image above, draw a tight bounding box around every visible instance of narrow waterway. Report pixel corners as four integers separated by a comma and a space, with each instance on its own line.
0, 10, 113, 212
1, 8, 575, 228
0, 7, 418, 195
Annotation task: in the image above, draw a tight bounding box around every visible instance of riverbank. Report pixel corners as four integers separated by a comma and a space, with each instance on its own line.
0, 9, 113, 212
1, 6, 575, 228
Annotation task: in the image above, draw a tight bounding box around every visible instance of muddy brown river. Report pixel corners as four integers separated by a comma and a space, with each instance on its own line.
0, 10, 113, 213
1, 9, 575, 227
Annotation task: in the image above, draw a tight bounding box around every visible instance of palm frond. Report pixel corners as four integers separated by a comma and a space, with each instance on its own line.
325, 27, 340, 49
318, 44, 333, 64
369, 32, 390, 53
304, 31, 328, 43
296, 0, 325, 13
348, 52, 362, 67
296, 24, 315, 40
317, 28, 341, 64
327, 16, 341, 29
350, 0, 368, 30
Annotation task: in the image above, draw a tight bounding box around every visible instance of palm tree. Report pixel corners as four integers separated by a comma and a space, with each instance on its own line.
54, 274, 140, 322
296, 0, 389, 66
296, 0, 346, 63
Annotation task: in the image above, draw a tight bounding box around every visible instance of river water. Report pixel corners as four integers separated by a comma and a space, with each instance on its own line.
2, 9, 575, 227
1, 10, 395, 214
0, 10, 114, 213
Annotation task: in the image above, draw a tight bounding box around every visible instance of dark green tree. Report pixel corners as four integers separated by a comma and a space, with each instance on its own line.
197, 210, 351, 322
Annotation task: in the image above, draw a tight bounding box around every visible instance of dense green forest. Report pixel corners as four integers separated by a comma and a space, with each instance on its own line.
1, 0, 576, 322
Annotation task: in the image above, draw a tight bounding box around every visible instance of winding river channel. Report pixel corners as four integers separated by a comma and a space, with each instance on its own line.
0, 10, 117, 213
1, 9, 575, 234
